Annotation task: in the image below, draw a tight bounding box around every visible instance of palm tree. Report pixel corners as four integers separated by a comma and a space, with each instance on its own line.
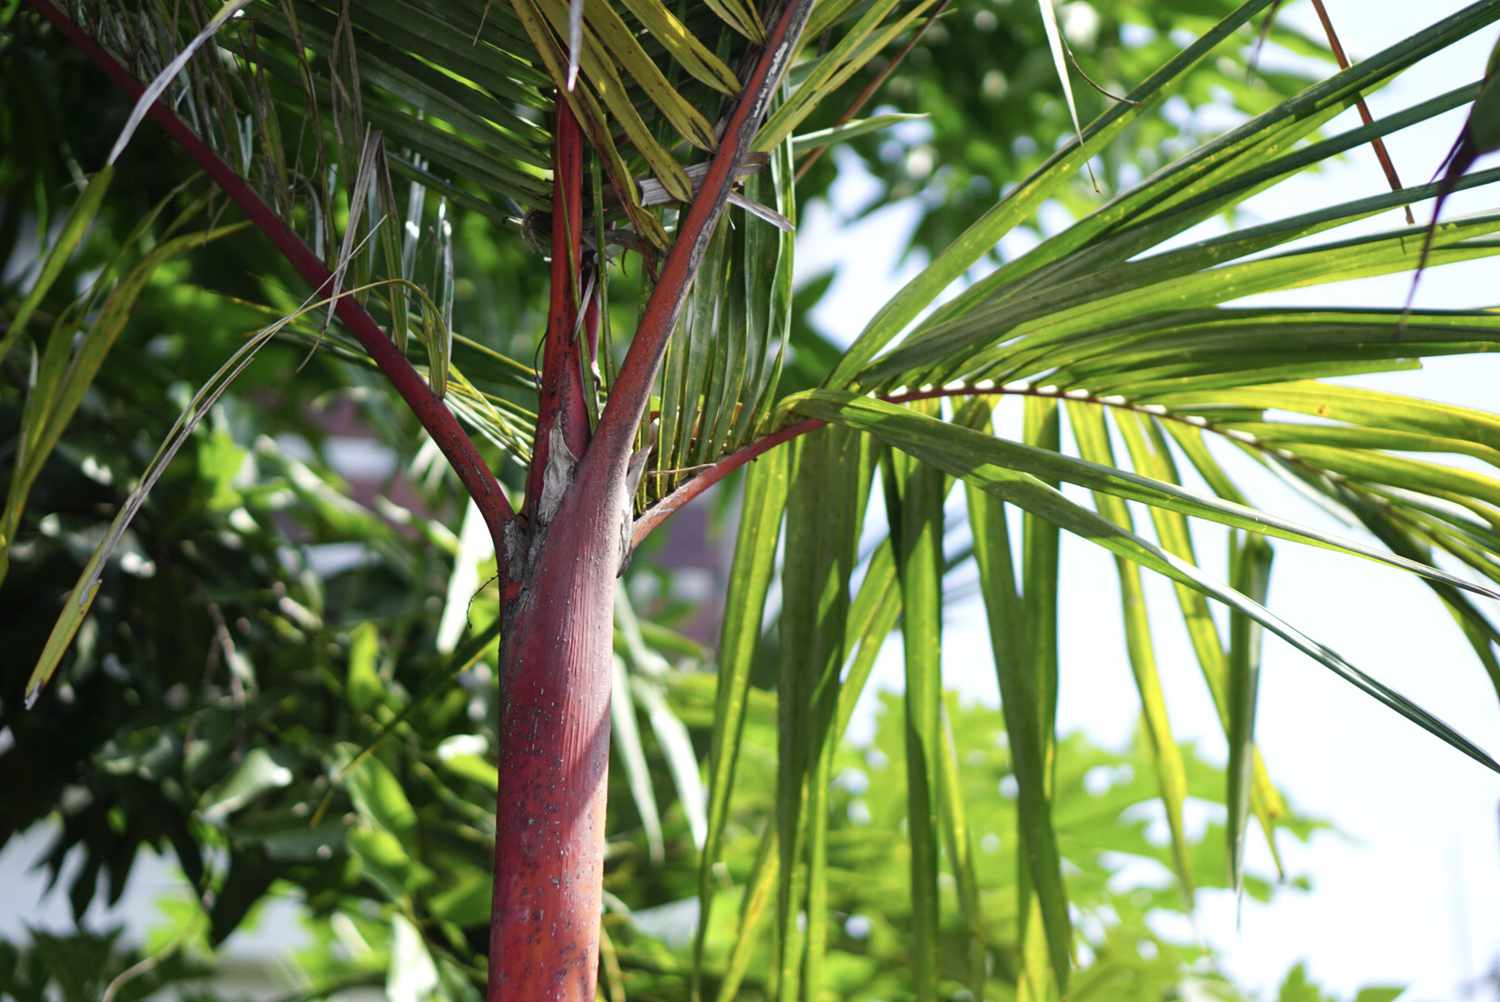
8, 0, 1500, 999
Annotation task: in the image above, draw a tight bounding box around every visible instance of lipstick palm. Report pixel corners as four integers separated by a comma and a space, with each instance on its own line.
9, 2, 1500, 999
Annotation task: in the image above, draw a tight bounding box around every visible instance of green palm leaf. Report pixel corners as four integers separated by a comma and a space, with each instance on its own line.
879, 405, 949, 1002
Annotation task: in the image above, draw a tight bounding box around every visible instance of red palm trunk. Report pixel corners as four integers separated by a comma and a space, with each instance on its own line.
486, 480, 625, 999
486, 99, 620, 1001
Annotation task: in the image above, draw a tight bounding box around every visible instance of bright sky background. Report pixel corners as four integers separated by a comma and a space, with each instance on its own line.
800, 2, 1500, 998
3, 3, 1497, 999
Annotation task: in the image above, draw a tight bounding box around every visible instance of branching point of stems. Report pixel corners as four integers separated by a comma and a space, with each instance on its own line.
587, 0, 818, 480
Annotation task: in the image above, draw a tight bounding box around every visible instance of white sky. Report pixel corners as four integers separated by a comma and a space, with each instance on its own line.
800, 2, 1500, 998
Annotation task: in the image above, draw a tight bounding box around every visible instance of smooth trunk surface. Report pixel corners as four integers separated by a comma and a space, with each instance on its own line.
487, 482, 624, 1000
